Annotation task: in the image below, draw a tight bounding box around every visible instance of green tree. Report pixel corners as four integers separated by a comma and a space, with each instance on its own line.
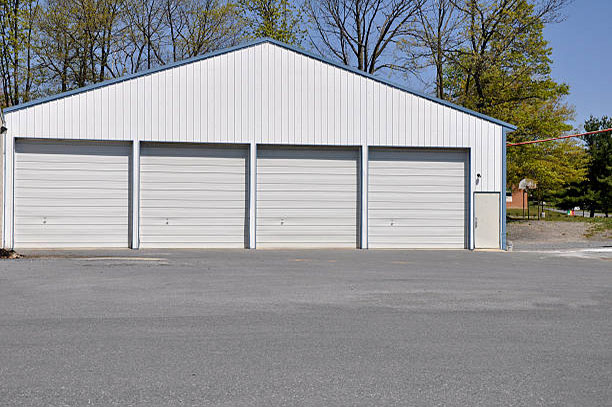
0, 0, 40, 106
582, 116, 612, 217
443, 0, 584, 197
239, 0, 303, 45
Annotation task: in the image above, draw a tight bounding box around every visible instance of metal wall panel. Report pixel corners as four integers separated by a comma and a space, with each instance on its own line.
256, 147, 359, 248
368, 148, 468, 249
139, 143, 248, 248
4, 43, 503, 195
13, 140, 130, 248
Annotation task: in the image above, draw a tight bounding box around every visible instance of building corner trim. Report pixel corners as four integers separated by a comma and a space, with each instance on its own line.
131, 140, 140, 249
360, 145, 368, 249
249, 142, 256, 249
501, 129, 509, 250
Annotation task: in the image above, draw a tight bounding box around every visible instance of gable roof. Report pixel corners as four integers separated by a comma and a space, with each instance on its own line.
3, 38, 516, 130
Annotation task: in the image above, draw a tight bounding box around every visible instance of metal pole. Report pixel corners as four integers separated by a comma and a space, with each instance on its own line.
527, 189, 530, 219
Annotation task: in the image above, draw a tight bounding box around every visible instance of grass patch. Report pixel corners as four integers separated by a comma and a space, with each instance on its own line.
584, 218, 612, 238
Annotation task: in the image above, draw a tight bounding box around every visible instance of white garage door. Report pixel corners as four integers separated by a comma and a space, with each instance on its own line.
14, 140, 130, 248
368, 149, 467, 249
256, 148, 359, 248
140, 143, 248, 248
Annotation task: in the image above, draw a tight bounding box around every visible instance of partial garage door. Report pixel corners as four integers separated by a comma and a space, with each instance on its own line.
256, 147, 359, 248
14, 140, 130, 248
139, 143, 248, 248
368, 149, 467, 249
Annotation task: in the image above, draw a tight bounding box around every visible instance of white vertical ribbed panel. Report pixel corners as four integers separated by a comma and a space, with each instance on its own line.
3, 41, 505, 195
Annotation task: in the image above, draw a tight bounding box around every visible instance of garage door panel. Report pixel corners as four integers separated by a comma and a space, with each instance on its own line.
369, 229, 464, 239
368, 192, 464, 204
141, 227, 245, 238
369, 203, 465, 212
258, 201, 358, 210
368, 148, 467, 249
16, 224, 128, 234
140, 171, 245, 184
368, 217, 464, 227
13, 241, 127, 249
368, 175, 464, 186
15, 180, 128, 189
140, 189, 245, 201
144, 183, 246, 192
139, 143, 248, 248
256, 173, 358, 184
15, 189, 129, 200
15, 215, 127, 225
258, 216, 356, 226
141, 217, 245, 226
369, 185, 464, 194
259, 208, 358, 218
371, 149, 466, 161
141, 165, 246, 174
257, 191, 357, 202
140, 200, 247, 210
256, 148, 359, 248
14, 140, 130, 248
258, 184, 356, 193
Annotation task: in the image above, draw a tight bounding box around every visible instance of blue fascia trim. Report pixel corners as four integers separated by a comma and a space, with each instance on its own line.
3, 37, 516, 131
263, 38, 516, 131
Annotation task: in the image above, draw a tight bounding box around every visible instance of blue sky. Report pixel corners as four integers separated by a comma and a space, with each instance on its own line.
544, 0, 612, 129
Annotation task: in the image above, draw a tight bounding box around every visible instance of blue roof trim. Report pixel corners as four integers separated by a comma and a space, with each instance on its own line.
3, 37, 516, 130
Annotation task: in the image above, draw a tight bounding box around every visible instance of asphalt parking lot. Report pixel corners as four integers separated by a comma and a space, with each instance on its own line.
1, 249, 611, 406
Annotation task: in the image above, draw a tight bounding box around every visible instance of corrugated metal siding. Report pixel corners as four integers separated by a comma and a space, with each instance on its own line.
13, 140, 130, 248
139, 143, 248, 248
4, 42, 502, 194
256, 147, 359, 248
368, 149, 467, 249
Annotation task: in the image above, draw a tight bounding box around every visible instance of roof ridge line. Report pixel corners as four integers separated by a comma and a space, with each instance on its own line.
3, 37, 516, 130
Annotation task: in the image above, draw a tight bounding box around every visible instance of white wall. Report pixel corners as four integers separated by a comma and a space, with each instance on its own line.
4, 42, 504, 194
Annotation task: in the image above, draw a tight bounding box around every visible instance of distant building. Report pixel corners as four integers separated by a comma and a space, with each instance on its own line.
506, 186, 528, 209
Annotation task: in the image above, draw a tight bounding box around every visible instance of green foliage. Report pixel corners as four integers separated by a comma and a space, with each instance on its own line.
444, 0, 585, 196
581, 116, 611, 215
238, 0, 304, 45
555, 116, 612, 216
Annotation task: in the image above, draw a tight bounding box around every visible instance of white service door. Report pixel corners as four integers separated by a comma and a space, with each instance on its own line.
474, 192, 500, 249
14, 140, 130, 248
368, 149, 467, 249
256, 148, 359, 248
139, 144, 248, 248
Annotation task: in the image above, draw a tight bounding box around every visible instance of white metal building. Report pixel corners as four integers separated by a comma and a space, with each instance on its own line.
1, 38, 515, 250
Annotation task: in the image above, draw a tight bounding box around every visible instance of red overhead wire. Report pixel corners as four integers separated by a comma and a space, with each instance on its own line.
506, 128, 612, 146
